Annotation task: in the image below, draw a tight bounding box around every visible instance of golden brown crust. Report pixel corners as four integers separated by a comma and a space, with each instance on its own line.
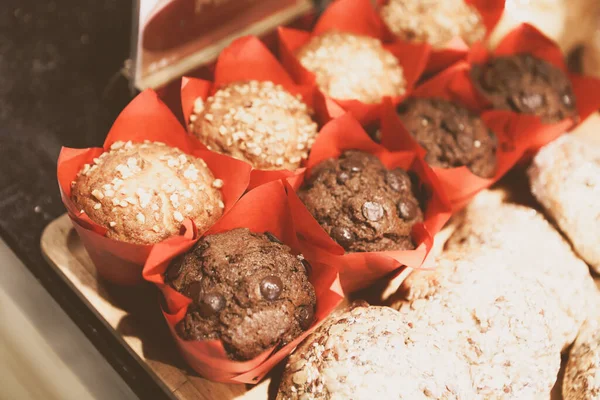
71, 140, 223, 245
190, 80, 318, 170
296, 31, 406, 104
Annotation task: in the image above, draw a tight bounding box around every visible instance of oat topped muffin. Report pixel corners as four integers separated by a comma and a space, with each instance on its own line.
71, 140, 224, 244
190, 80, 318, 170
296, 31, 406, 104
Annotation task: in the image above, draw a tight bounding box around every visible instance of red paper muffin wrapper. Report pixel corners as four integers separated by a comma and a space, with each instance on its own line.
142, 180, 344, 384
57, 90, 252, 285
180, 35, 332, 191
379, 62, 526, 210
283, 113, 452, 293
375, 0, 505, 75
466, 23, 600, 156
277, 0, 430, 126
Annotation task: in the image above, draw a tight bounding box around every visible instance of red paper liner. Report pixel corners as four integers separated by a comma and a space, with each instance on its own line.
277, 0, 430, 126
57, 90, 252, 285
180, 35, 332, 191
283, 113, 452, 293
379, 62, 526, 210
467, 23, 600, 156
142, 180, 344, 383
371, 0, 504, 75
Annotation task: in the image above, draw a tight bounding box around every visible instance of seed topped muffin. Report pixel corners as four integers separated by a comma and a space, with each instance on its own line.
380, 0, 486, 48
71, 140, 224, 245
471, 53, 577, 123
296, 31, 406, 104
298, 150, 424, 252
397, 97, 497, 178
190, 80, 318, 170
165, 228, 316, 361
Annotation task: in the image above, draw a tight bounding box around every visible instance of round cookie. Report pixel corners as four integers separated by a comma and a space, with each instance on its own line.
471, 53, 577, 123
277, 302, 476, 400
190, 80, 318, 170
71, 140, 223, 245
165, 228, 316, 361
298, 150, 424, 253
397, 97, 497, 178
296, 31, 406, 104
563, 318, 600, 400
380, 0, 486, 48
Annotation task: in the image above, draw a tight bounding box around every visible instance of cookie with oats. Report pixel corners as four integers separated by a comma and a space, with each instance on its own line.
71, 140, 224, 245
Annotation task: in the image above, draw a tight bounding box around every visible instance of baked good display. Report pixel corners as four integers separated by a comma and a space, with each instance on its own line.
470, 53, 577, 123
392, 248, 561, 399
276, 302, 476, 400
528, 135, 600, 273
396, 97, 498, 177
445, 190, 598, 350
380, 0, 486, 48
189, 80, 319, 170
164, 228, 316, 361
563, 318, 600, 400
70, 140, 224, 245
298, 150, 424, 252
295, 31, 406, 104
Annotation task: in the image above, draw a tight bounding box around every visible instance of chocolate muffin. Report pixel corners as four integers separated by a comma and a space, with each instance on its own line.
471, 53, 577, 123
165, 228, 316, 361
298, 150, 424, 252
71, 140, 224, 245
190, 80, 319, 170
296, 31, 406, 104
380, 0, 486, 48
396, 97, 497, 178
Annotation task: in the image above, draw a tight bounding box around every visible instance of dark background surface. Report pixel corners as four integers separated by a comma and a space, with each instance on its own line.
0, 0, 331, 398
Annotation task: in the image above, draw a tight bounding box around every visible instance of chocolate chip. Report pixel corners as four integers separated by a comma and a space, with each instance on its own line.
441, 118, 465, 135
197, 293, 226, 317
186, 281, 202, 301
362, 201, 384, 221
457, 134, 474, 151
264, 231, 282, 244
480, 67, 497, 91
562, 93, 574, 108
340, 157, 362, 172
398, 200, 418, 220
386, 169, 411, 192
165, 261, 181, 282
331, 226, 355, 248
260, 276, 283, 301
336, 171, 350, 184
296, 305, 315, 330
521, 93, 543, 111
300, 259, 312, 275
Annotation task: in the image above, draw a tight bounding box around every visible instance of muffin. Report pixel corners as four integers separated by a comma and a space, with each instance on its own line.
380, 0, 486, 48
164, 228, 316, 361
298, 150, 424, 253
277, 302, 476, 400
296, 31, 406, 104
71, 140, 224, 245
397, 97, 497, 178
190, 80, 318, 170
563, 318, 600, 400
529, 135, 600, 273
471, 53, 577, 123
392, 249, 561, 399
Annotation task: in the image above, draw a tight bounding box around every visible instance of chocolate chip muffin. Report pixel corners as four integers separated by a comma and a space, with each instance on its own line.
471, 53, 577, 123
298, 150, 424, 252
71, 140, 224, 245
190, 80, 318, 170
380, 0, 486, 48
397, 97, 497, 178
277, 302, 476, 400
296, 31, 406, 104
165, 228, 316, 361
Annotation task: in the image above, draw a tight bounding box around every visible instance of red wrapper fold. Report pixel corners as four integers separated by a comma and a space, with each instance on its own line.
466, 23, 600, 157
142, 180, 344, 384
57, 90, 252, 285
375, 0, 505, 75
283, 113, 452, 293
180, 35, 332, 190
379, 61, 526, 210
277, 0, 430, 126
